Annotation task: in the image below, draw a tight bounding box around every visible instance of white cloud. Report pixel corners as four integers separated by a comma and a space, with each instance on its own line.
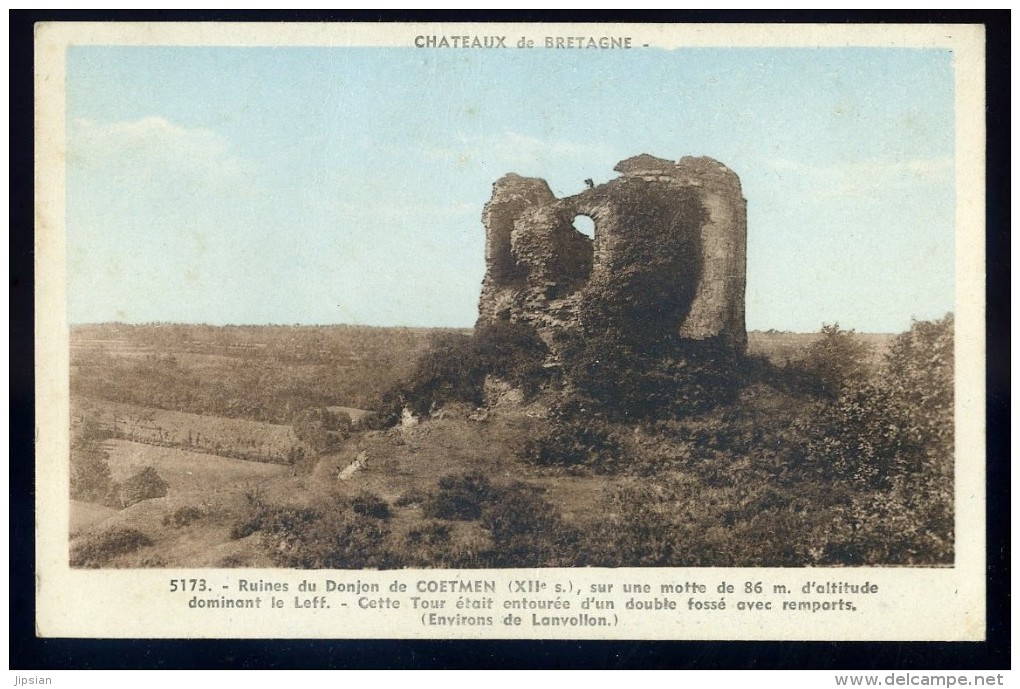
75, 116, 222, 152
768, 156, 953, 198
69, 116, 253, 189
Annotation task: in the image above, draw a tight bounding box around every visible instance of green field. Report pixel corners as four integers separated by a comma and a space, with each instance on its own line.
70, 323, 449, 424
746, 330, 894, 367
73, 397, 298, 463
104, 439, 288, 496
68, 319, 952, 570
70, 439, 290, 568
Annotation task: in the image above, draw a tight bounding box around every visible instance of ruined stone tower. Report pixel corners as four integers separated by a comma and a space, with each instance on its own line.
477, 154, 747, 357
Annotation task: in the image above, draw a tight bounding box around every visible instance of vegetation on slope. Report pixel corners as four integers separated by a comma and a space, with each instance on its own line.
68, 316, 954, 568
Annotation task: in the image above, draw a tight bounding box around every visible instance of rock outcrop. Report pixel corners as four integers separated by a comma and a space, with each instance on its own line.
477, 154, 747, 357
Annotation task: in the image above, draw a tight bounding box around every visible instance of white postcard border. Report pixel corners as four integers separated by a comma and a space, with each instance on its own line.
34, 21, 987, 641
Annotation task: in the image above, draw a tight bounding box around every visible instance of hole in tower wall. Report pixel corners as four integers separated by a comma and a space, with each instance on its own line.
572, 215, 596, 239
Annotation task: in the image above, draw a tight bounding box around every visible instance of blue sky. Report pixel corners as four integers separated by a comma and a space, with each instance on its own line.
66, 46, 955, 332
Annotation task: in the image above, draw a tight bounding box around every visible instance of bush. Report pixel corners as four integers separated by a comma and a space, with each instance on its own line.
325, 409, 354, 431
229, 489, 273, 540
118, 467, 169, 507
287, 445, 317, 474
261, 506, 393, 569
394, 332, 484, 417
802, 381, 922, 489
740, 353, 826, 397
228, 490, 395, 568
883, 314, 954, 462
796, 323, 873, 397
792, 315, 955, 565
230, 489, 325, 540
422, 472, 494, 520
384, 322, 549, 420
572, 477, 841, 568
820, 477, 953, 566
162, 505, 204, 527
410, 473, 575, 567
580, 482, 686, 567
405, 521, 452, 547
137, 554, 169, 567
292, 407, 348, 454
481, 484, 556, 543
479, 483, 574, 567
351, 491, 391, 520
471, 321, 549, 393
398, 520, 489, 569
70, 527, 153, 568
217, 553, 250, 568
69, 442, 119, 507
519, 412, 624, 472
801, 315, 954, 490
559, 333, 739, 420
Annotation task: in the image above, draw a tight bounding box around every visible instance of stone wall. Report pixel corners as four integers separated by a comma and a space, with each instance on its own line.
476, 154, 747, 357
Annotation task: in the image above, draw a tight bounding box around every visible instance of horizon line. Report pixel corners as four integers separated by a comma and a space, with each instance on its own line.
67, 320, 935, 336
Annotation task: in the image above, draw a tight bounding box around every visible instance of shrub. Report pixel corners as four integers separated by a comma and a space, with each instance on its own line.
792, 315, 955, 565
217, 553, 250, 568
74, 416, 112, 445
471, 321, 549, 393
519, 413, 624, 472
325, 409, 354, 431
481, 484, 556, 543
410, 473, 575, 568
801, 315, 954, 489
405, 520, 453, 547
395, 332, 486, 417
479, 483, 574, 567
228, 490, 395, 568
162, 505, 204, 527
118, 467, 170, 508
883, 314, 954, 462
69, 442, 119, 507
229, 489, 272, 540
137, 554, 169, 567
796, 323, 873, 397
422, 472, 494, 520
801, 381, 922, 489
232, 491, 335, 542
261, 506, 393, 569
819, 477, 953, 566
739, 353, 825, 397
70, 527, 153, 568
363, 388, 404, 429
292, 407, 348, 454
398, 520, 483, 569
383, 322, 549, 421
351, 491, 391, 520
287, 445, 317, 474
558, 333, 739, 420
580, 482, 687, 567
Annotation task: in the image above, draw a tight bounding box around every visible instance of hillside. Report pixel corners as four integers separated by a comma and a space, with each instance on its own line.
68, 319, 952, 569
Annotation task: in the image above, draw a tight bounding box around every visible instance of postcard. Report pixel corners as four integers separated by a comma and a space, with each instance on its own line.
34, 21, 986, 640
